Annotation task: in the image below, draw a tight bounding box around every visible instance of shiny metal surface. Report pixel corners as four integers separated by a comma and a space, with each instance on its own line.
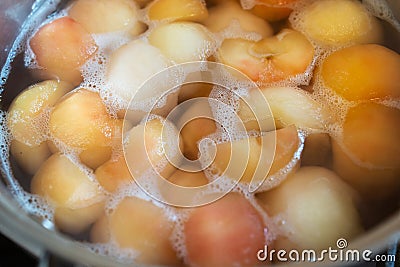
0, 1, 399, 266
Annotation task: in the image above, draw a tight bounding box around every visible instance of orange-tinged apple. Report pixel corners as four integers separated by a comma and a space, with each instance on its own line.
49, 89, 118, 169
124, 117, 182, 179
79, 146, 112, 170
211, 137, 258, 184
107, 40, 169, 103
31, 153, 105, 233
250, 29, 314, 82
321, 44, 400, 101
205, 0, 239, 6
82, 120, 128, 168
251, 3, 293, 22
91, 197, 180, 265
177, 100, 217, 160
251, 0, 298, 22
90, 214, 109, 243
218, 29, 314, 83
168, 168, 209, 187
332, 102, 400, 199
95, 156, 133, 193
180, 117, 217, 160
257, 167, 363, 251
160, 167, 209, 205
184, 193, 266, 267
236, 88, 275, 132
257, 0, 297, 6
69, 0, 146, 35
218, 38, 265, 81
29, 17, 98, 85
148, 0, 208, 22
204, 1, 273, 38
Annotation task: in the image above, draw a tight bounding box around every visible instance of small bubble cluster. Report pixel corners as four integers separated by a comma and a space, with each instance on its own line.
0, 0, 399, 265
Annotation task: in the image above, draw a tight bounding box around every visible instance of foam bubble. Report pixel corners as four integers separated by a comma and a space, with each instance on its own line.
3, 0, 400, 263
378, 98, 400, 109
362, 0, 400, 32
85, 242, 138, 264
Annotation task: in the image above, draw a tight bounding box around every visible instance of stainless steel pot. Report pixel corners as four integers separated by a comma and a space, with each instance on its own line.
0, 1, 399, 266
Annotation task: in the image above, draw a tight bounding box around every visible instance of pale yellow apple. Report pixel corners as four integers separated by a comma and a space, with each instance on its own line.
257, 166, 363, 251
251, 0, 297, 22
95, 156, 134, 193
91, 196, 180, 265
149, 22, 214, 63
69, 0, 146, 35
332, 102, 400, 199
211, 126, 300, 186
321, 44, 400, 101
177, 100, 217, 160
262, 86, 328, 130
293, 0, 382, 46
31, 153, 105, 234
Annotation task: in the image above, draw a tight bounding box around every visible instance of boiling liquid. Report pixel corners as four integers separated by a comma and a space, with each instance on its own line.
1, 0, 400, 264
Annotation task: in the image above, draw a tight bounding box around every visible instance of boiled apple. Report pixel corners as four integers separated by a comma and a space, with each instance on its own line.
149, 22, 214, 63
321, 44, 400, 101
91, 196, 180, 265
218, 29, 314, 83
31, 153, 105, 234
293, 0, 382, 46
69, 0, 146, 35
257, 167, 363, 251
29, 17, 98, 85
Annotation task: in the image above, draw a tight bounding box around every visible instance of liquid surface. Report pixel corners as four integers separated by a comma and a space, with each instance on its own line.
1, 0, 400, 266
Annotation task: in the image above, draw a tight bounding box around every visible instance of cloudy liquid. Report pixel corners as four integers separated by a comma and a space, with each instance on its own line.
1, 0, 400, 264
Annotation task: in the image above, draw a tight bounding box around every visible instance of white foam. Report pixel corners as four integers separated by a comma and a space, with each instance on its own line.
85, 242, 138, 264
257, 129, 305, 193
362, 0, 400, 32
3, 0, 400, 264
